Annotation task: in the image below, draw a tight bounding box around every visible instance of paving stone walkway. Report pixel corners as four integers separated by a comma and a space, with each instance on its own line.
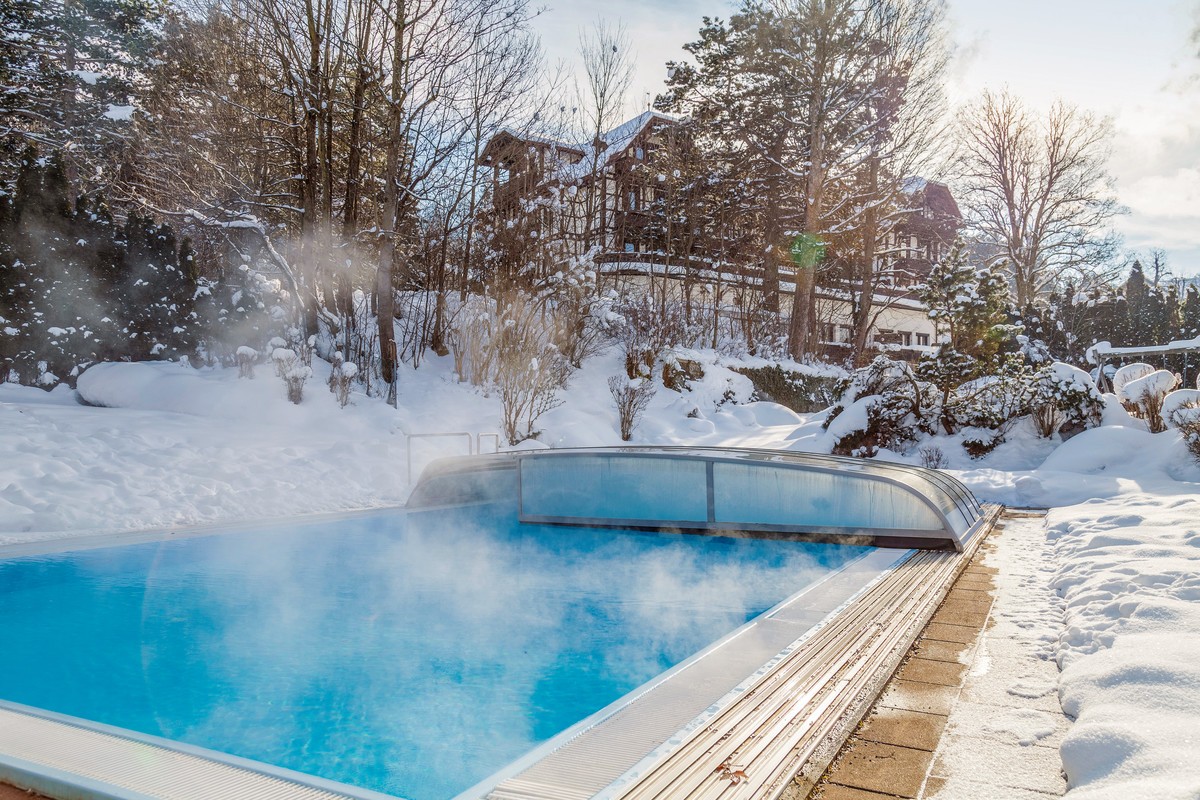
810, 512, 1068, 800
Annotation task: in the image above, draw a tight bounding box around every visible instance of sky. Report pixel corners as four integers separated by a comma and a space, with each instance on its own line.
529, 0, 1200, 279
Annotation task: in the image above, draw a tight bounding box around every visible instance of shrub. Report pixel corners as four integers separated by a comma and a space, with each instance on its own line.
327, 351, 356, 408
918, 445, 948, 469
235, 346, 257, 379
961, 429, 1003, 459
492, 295, 568, 445
271, 348, 311, 404
734, 364, 841, 413
1028, 362, 1104, 438
608, 375, 655, 441
1119, 369, 1180, 433
823, 357, 939, 456
615, 294, 687, 378
1165, 396, 1200, 463
1112, 362, 1155, 397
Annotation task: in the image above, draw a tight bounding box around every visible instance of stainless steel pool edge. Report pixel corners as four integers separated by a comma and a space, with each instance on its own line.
0, 504, 409, 559
451, 545, 912, 800
0, 700, 403, 800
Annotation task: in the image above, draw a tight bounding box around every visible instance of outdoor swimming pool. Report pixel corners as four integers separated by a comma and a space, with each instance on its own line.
0, 504, 873, 799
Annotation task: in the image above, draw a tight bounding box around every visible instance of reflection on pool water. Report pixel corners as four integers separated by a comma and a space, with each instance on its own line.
0, 507, 869, 799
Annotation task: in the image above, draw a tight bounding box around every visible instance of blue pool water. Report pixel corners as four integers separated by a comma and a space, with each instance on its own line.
0, 506, 869, 799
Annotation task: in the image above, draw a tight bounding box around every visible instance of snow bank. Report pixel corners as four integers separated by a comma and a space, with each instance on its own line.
5, 352, 816, 541
1047, 479, 1200, 800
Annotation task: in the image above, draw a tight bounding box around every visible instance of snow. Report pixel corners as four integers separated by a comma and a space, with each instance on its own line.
1118, 369, 1177, 405
4, 349, 1200, 798
102, 104, 135, 121
1088, 336, 1200, 362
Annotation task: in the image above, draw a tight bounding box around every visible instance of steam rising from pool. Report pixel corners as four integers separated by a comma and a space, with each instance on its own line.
0, 507, 867, 799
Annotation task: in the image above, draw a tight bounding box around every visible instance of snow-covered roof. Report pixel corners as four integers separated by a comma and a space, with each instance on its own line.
481, 111, 683, 177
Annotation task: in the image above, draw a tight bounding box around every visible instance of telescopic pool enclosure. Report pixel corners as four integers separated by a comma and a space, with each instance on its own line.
407, 446, 983, 551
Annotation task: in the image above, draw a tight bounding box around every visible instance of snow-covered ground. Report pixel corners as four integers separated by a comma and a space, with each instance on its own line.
2, 352, 1199, 799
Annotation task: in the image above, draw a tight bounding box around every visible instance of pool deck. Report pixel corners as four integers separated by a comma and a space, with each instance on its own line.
809, 510, 1068, 800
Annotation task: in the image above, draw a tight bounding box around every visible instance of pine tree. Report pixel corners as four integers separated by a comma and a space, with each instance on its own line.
0, 0, 162, 189
919, 239, 1012, 360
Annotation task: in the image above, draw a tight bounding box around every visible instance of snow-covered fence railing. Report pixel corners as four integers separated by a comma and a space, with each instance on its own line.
1088, 337, 1200, 392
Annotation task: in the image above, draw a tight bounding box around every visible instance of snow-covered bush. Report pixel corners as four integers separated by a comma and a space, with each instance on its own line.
823, 357, 939, 456
1165, 394, 1200, 463
327, 351, 356, 408
1163, 389, 1200, 428
947, 356, 1035, 444
616, 294, 688, 379
734, 363, 841, 413
1028, 362, 1104, 438
1111, 362, 1155, 411
547, 256, 621, 369
235, 346, 258, 379
608, 375, 655, 441
1119, 369, 1180, 433
447, 295, 495, 386
271, 347, 311, 404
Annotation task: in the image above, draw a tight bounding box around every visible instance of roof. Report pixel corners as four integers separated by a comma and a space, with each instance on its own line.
902, 178, 962, 223
479, 111, 682, 176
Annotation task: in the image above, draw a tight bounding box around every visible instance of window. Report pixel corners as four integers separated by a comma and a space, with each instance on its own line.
624, 242, 635, 253
916, 333, 930, 347
635, 147, 644, 160
901, 332, 912, 347
628, 190, 638, 210
820, 323, 837, 343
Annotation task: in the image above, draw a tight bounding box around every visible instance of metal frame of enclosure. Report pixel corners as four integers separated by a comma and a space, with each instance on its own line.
407, 446, 984, 551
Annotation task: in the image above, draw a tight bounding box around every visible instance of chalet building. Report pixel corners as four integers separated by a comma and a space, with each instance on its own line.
479, 113, 962, 359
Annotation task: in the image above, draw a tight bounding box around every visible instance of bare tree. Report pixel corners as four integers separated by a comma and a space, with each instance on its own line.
371, 0, 534, 405
956, 90, 1122, 308
575, 20, 635, 253
843, 0, 950, 363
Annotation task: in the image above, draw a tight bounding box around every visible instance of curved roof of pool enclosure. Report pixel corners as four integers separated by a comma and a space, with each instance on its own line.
407, 446, 984, 551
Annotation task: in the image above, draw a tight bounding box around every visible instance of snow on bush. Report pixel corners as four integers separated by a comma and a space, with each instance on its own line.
235, 346, 258, 379
823, 356, 938, 456
271, 348, 311, 404
732, 361, 842, 413
1162, 389, 1200, 462
327, 351, 356, 408
1119, 369, 1180, 433
492, 296, 568, 445
946, 359, 1033, 451
1110, 362, 1155, 398
1028, 362, 1104, 439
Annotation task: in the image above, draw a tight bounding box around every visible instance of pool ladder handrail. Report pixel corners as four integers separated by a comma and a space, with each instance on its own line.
406, 431, 501, 482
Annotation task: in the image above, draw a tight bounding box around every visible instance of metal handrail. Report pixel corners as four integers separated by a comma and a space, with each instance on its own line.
406, 432, 502, 481
406, 432, 473, 482
477, 433, 501, 455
